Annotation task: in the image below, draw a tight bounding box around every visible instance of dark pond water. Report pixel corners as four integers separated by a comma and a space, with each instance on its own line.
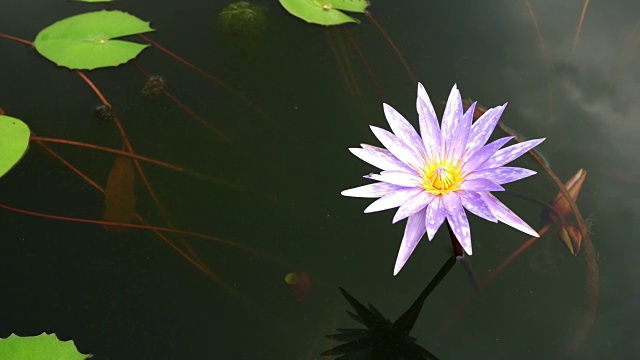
1, 0, 638, 359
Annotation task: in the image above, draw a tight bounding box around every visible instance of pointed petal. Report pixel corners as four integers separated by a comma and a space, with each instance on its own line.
463, 137, 513, 175
481, 193, 539, 237
441, 85, 463, 157
443, 193, 473, 255
464, 104, 506, 161
341, 182, 403, 198
370, 126, 423, 167
392, 190, 435, 223
466, 166, 537, 185
383, 103, 426, 156
393, 209, 427, 275
459, 178, 504, 192
480, 138, 546, 170
367, 170, 422, 187
450, 101, 474, 160
459, 190, 497, 222
364, 187, 423, 213
425, 196, 446, 240
417, 83, 441, 163
350, 146, 411, 172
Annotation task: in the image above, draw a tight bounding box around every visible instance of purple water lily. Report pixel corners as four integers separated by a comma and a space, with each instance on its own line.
342, 84, 544, 275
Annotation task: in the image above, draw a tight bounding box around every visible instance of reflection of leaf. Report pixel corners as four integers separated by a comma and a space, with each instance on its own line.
103, 156, 136, 232
34, 10, 154, 70
0, 115, 30, 179
278, 0, 369, 26
0, 333, 90, 360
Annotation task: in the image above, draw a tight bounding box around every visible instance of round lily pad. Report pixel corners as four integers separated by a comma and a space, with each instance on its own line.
34, 10, 155, 70
279, 0, 370, 26
0, 333, 90, 360
0, 115, 30, 179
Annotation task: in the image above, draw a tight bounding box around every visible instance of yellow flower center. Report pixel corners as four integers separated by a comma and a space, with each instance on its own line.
421, 158, 463, 195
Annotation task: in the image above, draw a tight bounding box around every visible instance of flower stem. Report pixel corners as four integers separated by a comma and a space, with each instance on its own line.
446, 222, 463, 257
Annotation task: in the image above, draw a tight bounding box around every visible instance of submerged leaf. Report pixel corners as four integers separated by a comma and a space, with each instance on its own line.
219, 1, 268, 35
34, 10, 154, 70
278, 0, 369, 26
0, 115, 30, 179
0, 333, 90, 360
103, 156, 136, 231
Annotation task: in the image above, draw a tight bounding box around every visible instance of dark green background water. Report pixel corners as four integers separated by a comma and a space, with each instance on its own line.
1, 0, 638, 358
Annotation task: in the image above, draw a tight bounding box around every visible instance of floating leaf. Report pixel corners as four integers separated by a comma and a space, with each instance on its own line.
72, 0, 113, 2
34, 10, 154, 70
0, 333, 90, 360
0, 115, 30, 179
103, 156, 136, 232
278, 0, 370, 26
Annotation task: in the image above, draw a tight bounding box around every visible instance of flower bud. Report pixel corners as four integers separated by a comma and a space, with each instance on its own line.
559, 223, 582, 256
550, 169, 586, 222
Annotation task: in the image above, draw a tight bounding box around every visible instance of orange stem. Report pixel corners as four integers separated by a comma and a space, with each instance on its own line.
523, 0, 554, 126
573, 0, 590, 51
137, 33, 269, 120
0, 202, 262, 254
130, 61, 231, 143
342, 26, 384, 102
33, 140, 225, 285
366, 12, 416, 84
30, 135, 185, 172
479, 223, 553, 288
35, 140, 105, 192
0, 33, 33, 46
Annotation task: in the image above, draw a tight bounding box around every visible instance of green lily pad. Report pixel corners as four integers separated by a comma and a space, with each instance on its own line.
34, 10, 154, 70
279, 0, 370, 26
0, 115, 30, 179
0, 333, 90, 360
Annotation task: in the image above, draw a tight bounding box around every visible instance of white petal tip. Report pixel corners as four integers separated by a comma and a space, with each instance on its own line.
393, 261, 405, 276
520, 226, 539, 237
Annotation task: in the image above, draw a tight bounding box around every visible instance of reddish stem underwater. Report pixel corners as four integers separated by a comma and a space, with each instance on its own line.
366, 12, 416, 85
32, 140, 237, 292
523, 0, 554, 126
0, 202, 261, 254
342, 26, 384, 102
30, 135, 185, 172
137, 33, 268, 119
130, 61, 231, 143
573, 0, 591, 51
